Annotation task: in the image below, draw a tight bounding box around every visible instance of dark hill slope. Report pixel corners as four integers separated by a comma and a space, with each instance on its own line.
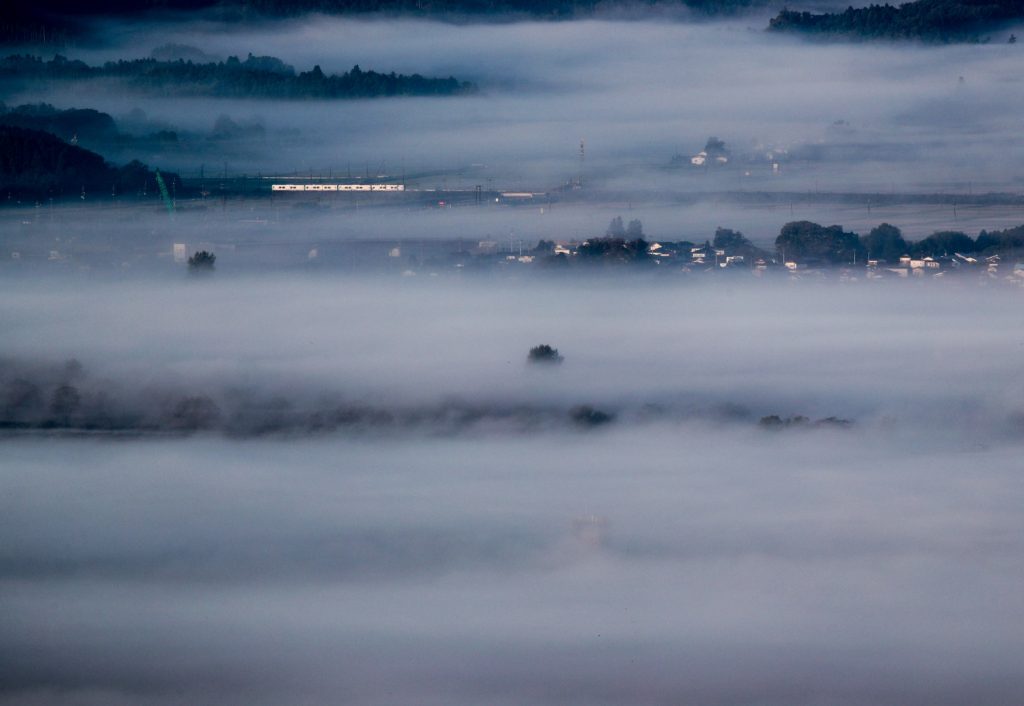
0, 125, 179, 202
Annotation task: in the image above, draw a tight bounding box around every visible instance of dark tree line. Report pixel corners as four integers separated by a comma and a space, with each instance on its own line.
768, 0, 1024, 43
776, 220, 1024, 264
556, 220, 1024, 268
776, 221, 863, 264
0, 54, 476, 99
975, 224, 1024, 254
0, 356, 625, 436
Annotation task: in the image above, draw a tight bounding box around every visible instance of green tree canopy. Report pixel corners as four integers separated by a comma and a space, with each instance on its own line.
976, 225, 1024, 254
776, 221, 864, 264
911, 230, 975, 257
861, 223, 908, 262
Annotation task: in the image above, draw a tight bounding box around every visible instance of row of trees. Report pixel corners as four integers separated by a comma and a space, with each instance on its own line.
539, 218, 1023, 268
777, 220, 1024, 264
0, 54, 476, 99
768, 0, 1024, 42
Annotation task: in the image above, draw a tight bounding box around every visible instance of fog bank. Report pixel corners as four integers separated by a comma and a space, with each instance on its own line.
3, 425, 1024, 705
2, 276, 1023, 435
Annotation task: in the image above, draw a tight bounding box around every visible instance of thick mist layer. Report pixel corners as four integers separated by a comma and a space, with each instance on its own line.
3, 265, 1024, 706
2, 276, 1024, 433
8, 17, 1024, 191
3, 422, 1024, 705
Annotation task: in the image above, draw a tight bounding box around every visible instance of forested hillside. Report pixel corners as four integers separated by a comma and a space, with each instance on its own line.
0, 125, 180, 201
768, 0, 1024, 42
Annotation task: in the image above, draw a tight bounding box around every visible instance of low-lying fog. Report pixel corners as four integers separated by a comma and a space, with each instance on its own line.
2, 276, 1024, 705
5, 8, 1024, 703
2, 276, 1024, 430
8, 17, 1024, 192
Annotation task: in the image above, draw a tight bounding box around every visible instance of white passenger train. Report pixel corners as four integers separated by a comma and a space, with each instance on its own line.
271, 184, 405, 192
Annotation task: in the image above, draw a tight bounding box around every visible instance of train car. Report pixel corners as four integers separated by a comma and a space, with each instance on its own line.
271, 183, 406, 192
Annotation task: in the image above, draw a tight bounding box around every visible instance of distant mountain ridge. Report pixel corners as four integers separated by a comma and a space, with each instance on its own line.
768, 0, 1024, 42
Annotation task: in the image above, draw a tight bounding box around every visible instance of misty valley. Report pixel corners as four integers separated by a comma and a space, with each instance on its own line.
2, 1, 1024, 705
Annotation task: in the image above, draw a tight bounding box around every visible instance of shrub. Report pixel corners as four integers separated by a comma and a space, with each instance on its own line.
569, 405, 614, 427
527, 344, 563, 365
187, 250, 216, 272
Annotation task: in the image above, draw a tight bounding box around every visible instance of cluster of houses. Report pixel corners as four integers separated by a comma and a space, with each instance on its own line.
464, 238, 766, 271
861, 253, 1024, 283
782, 252, 1024, 284
461, 238, 1024, 286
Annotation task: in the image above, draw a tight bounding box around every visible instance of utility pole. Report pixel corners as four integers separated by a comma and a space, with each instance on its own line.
579, 138, 585, 187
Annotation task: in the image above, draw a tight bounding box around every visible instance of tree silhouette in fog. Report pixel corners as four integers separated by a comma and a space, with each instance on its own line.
188, 251, 216, 272
527, 344, 563, 365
